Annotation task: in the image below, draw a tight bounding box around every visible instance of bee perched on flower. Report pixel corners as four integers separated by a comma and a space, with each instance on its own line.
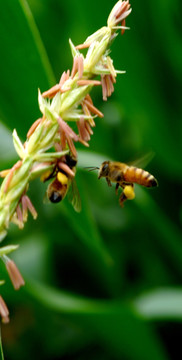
41, 152, 81, 212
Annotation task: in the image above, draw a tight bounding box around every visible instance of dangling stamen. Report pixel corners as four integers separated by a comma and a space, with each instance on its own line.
22, 195, 37, 221
16, 204, 24, 229
59, 130, 67, 150
77, 117, 90, 142
121, 19, 126, 35
54, 142, 63, 152
101, 75, 107, 101
27, 118, 42, 138
76, 42, 92, 50
77, 80, 101, 86
81, 102, 95, 127
59, 70, 71, 91
71, 56, 79, 78
84, 99, 104, 118
0, 296, 9, 323
5, 257, 25, 290
42, 84, 61, 99
57, 162, 75, 177
65, 136, 77, 158
57, 117, 79, 142
4, 160, 22, 193
85, 94, 93, 105
85, 121, 93, 135
77, 55, 84, 79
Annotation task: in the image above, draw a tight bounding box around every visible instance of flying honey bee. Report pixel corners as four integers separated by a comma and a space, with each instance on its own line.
87, 159, 158, 207
42, 154, 81, 212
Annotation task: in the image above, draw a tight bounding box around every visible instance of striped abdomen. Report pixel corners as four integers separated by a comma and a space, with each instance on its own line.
123, 166, 158, 187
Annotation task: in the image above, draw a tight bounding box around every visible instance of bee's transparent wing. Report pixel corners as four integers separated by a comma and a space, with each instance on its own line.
128, 151, 155, 168
67, 179, 82, 212
43, 187, 50, 204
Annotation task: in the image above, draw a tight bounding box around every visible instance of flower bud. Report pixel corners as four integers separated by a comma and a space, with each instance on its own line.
107, 1, 132, 29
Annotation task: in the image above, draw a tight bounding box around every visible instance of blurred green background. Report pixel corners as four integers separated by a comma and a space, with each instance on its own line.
0, 0, 182, 359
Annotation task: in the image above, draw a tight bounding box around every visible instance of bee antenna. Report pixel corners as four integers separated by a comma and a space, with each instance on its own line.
84, 166, 99, 172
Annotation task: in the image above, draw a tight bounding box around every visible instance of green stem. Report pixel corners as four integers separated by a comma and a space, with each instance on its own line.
0, 326, 4, 360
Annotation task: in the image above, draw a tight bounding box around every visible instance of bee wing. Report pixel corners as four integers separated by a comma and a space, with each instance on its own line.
67, 179, 82, 213
128, 152, 155, 169
43, 190, 50, 204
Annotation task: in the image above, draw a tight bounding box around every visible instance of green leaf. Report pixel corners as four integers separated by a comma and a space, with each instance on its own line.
135, 187, 182, 277
149, 0, 182, 78
134, 288, 182, 321
60, 176, 117, 297
80, 150, 182, 278
116, 14, 182, 176
0, 122, 17, 165
0, 0, 55, 138
78, 149, 111, 168
25, 279, 168, 360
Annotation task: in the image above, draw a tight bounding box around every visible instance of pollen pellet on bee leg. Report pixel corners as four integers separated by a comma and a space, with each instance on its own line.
57, 172, 69, 185
123, 185, 135, 200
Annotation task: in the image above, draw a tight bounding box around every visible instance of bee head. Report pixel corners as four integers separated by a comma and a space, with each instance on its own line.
98, 161, 110, 179
65, 154, 77, 168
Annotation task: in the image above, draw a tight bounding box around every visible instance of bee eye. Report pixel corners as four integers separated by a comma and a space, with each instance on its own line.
102, 163, 108, 172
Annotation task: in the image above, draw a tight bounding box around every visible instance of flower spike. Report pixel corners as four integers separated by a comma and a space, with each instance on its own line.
0, 1, 132, 323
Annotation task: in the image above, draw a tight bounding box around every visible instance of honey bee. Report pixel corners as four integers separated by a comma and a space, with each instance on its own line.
98, 161, 158, 206
43, 154, 81, 212
87, 159, 158, 207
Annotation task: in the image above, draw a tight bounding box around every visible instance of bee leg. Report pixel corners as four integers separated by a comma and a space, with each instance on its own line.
106, 178, 112, 187
119, 192, 127, 207
41, 168, 55, 182
115, 183, 119, 195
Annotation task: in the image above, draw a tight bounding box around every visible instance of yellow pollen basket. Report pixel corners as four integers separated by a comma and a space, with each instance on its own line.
123, 185, 135, 200
40, 169, 52, 182
57, 172, 68, 185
